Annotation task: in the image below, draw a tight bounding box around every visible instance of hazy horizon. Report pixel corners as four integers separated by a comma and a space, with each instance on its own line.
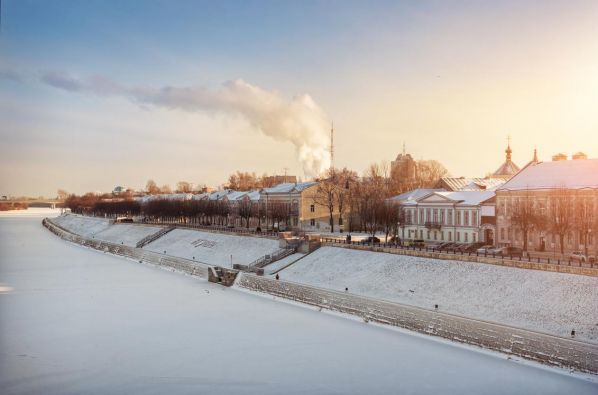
1, 0, 597, 197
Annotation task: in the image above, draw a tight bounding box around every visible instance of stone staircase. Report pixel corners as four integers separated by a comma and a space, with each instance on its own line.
136, 225, 175, 248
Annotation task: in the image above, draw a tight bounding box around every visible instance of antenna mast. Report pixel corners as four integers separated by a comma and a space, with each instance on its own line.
330, 121, 334, 170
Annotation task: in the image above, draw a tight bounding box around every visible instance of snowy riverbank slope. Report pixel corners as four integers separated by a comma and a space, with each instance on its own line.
51, 214, 162, 247
278, 246, 598, 343
143, 228, 280, 267
51, 214, 280, 267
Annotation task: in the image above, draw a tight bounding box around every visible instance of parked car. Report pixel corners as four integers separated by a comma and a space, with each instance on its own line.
363, 236, 381, 244
427, 243, 443, 251
486, 246, 504, 255
464, 242, 485, 252
476, 245, 494, 254
568, 251, 588, 263
501, 247, 524, 257
412, 239, 425, 248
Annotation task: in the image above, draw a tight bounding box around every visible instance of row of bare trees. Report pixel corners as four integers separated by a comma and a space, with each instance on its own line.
311, 165, 401, 240
67, 195, 295, 231
508, 189, 597, 255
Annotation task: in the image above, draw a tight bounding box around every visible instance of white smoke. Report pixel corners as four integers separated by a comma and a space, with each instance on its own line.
42, 72, 331, 177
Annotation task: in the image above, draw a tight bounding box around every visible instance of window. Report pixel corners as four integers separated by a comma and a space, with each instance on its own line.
433, 209, 439, 222
456, 211, 461, 226
501, 228, 505, 240
426, 208, 431, 222
339, 217, 343, 226
472, 211, 478, 226
508, 228, 512, 240
310, 204, 315, 212
293, 218, 298, 226
420, 230, 423, 238
427, 231, 430, 239
441, 209, 445, 224
419, 209, 424, 224
448, 231, 452, 241
448, 210, 453, 226
457, 232, 460, 241
464, 233, 468, 242
310, 219, 315, 226
433, 231, 437, 240
441, 231, 444, 241
464, 211, 469, 227
473, 233, 476, 242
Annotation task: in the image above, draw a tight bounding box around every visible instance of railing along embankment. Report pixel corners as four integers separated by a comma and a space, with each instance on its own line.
236, 273, 598, 375
43, 218, 210, 279
321, 239, 598, 277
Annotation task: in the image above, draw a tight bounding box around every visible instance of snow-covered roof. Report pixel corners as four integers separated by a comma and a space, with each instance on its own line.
208, 190, 232, 200
415, 190, 496, 206
262, 181, 317, 194
498, 159, 598, 191
437, 177, 507, 191
224, 191, 248, 201
139, 193, 193, 202
389, 188, 445, 203
192, 193, 209, 200
247, 191, 261, 201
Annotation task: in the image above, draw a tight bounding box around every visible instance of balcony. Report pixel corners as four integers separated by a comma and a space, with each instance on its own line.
424, 221, 442, 230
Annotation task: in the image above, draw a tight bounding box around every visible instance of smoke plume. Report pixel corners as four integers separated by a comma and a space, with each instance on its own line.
41, 72, 331, 177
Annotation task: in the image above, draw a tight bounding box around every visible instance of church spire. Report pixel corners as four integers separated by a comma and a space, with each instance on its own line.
532, 147, 538, 163
505, 135, 512, 161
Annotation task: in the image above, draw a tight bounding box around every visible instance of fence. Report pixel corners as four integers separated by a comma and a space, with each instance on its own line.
321, 238, 598, 277
137, 220, 279, 240
236, 273, 598, 374
43, 218, 210, 278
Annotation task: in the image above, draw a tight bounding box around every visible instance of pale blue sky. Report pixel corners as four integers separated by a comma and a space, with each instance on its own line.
1, 1, 597, 196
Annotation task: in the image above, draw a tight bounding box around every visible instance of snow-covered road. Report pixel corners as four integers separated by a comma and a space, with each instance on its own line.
1, 211, 596, 394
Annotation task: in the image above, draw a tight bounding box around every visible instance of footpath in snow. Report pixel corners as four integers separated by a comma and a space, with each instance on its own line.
278, 246, 598, 343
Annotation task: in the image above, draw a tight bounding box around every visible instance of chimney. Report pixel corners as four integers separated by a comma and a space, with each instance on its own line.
572, 152, 587, 160
552, 153, 567, 161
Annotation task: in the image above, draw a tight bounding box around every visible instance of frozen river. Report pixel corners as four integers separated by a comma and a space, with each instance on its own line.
1, 211, 596, 394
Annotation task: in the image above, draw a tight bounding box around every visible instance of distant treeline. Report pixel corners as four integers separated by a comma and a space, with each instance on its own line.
0, 202, 29, 211
66, 194, 292, 228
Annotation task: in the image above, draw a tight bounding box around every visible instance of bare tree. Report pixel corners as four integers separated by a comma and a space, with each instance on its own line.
57, 189, 68, 201
312, 168, 339, 232
510, 190, 543, 252
160, 184, 172, 194
176, 181, 193, 193
146, 180, 160, 195
574, 192, 595, 256
547, 188, 573, 254
238, 199, 254, 228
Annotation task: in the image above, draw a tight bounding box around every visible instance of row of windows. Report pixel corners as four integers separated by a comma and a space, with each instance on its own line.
408, 229, 477, 242
499, 228, 596, 245
406, 208, 478, 227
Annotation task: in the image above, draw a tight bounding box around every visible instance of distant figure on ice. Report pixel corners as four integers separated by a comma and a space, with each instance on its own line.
275, 273, 280, 280
346, 234, 351, 243
345, 287, 348, 292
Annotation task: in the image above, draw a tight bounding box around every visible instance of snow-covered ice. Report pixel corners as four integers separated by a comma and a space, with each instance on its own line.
91, 223, 163, 247
1, 213, 596, 394
278, 246, 598, 343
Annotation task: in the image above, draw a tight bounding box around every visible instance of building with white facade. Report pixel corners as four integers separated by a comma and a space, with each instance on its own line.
399, 190, 495, 244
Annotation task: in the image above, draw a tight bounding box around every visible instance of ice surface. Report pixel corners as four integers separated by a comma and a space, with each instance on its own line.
279, 246, 598, 342
1, 214, 596, 394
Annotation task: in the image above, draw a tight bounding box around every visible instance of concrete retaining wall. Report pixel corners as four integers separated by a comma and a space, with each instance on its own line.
43, 218, 210, 278
323, 242, 598, 277
236, 273, 598, 374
